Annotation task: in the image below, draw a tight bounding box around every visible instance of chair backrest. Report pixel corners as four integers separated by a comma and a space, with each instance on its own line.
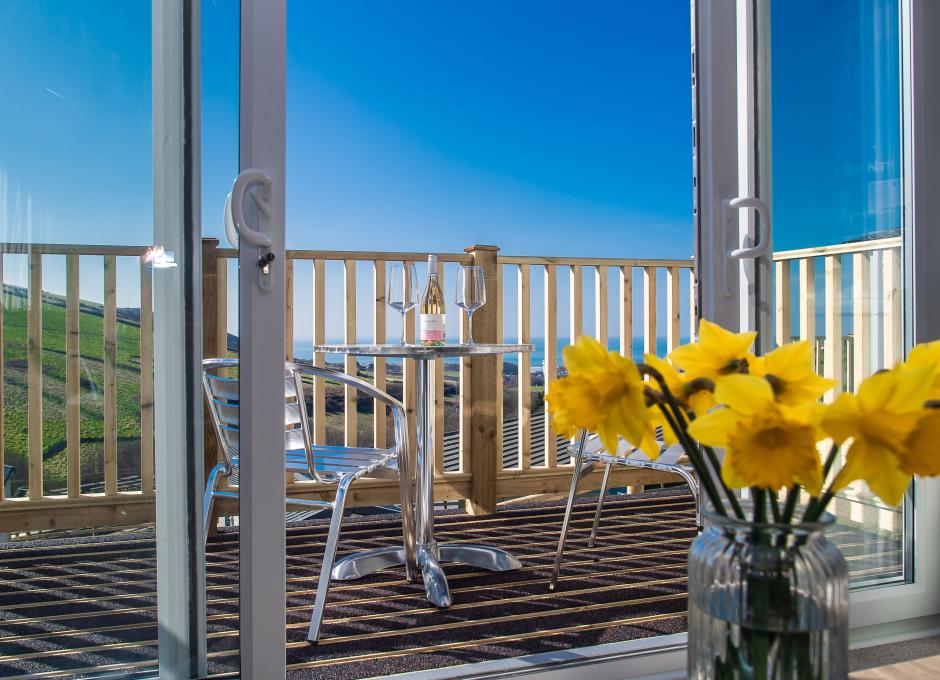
202, 358, 315, 478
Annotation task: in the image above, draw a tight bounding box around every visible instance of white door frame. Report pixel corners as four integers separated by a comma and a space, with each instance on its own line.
238, 0, 288, 676
153, 0, 207, 677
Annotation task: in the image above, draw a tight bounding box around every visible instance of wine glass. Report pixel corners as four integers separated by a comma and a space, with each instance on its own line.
387, 262, 418, 346
455, 265, 486, 345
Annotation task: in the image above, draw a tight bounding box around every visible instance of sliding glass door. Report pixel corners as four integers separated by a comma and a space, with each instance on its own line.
697, 0, 940, 644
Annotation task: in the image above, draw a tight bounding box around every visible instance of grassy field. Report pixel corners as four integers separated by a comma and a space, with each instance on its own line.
1, 288, 545, 495
2, 290, 144, 494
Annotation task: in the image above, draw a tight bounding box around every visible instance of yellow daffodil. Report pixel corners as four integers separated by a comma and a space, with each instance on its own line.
821, 365, 935, 506
547, 336, 658, 458
668, 319, 757, 382
749, 340, 837, 405
643, 353, 716, 416
688, 374, 824, 493
900, 410, 940, 477
904, 340, 940, 400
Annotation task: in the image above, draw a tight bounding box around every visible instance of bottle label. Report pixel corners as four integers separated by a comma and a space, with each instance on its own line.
420, 314, 445, 342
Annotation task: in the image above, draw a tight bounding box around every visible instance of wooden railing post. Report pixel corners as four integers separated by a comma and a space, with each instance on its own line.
464, 244, 500, 516
201, 238, 222, 534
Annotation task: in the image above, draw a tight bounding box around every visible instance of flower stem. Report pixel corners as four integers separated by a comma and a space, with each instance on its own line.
654, 402, 727, 516
703, 446, 746, 520
781, 485, 799, 524
769, 492, 782, 523
753, 488, 767, 524
803, 442, 842, 521
639, 362, 747, 521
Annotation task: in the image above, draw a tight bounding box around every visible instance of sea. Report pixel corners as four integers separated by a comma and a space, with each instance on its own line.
292, 337, 686, 372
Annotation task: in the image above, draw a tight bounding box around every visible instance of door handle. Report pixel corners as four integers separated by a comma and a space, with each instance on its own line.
229, 168, 273, 249
725, 197, 771, 259
722, 196, 771, 296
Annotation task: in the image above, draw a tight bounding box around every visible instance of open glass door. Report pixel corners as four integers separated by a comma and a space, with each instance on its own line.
697, 0, 940, 647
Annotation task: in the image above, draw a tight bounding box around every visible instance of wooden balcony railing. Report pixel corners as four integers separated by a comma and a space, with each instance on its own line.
0, 236, 899, 533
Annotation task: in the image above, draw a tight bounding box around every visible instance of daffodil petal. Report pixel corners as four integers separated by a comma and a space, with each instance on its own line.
687, 408, 738, 447
821, 393, 860, 444
714, 374, 774, 414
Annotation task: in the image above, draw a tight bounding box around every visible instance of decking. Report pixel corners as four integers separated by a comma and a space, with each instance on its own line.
0, 489, 903, 679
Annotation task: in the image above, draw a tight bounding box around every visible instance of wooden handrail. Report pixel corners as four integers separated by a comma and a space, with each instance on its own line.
773, 236, 901, 261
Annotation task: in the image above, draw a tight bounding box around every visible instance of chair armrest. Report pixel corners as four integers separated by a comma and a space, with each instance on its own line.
290, 360, 406, 416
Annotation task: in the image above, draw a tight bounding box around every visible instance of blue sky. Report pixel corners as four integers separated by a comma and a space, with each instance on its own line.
0, 0, 901, 340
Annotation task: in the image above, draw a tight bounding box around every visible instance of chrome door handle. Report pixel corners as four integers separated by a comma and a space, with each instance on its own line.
722, 196, 771, 296
725, 196, 771, 259
229, 168, 273, 249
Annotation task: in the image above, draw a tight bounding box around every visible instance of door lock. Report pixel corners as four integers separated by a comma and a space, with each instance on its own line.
258, 252, 275, 275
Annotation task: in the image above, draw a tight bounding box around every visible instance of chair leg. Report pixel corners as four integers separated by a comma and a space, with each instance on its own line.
203, 463, 224, 544
308, 477, 352, 643
588, 462, 613, 553
549, 430, 588, 592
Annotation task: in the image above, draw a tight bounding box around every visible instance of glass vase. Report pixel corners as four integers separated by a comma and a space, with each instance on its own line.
687, 509, 848, 679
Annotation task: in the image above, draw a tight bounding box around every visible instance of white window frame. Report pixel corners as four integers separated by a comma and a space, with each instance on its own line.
153, 0, 940, 676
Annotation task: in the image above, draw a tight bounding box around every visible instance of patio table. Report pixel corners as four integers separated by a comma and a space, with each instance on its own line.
311, 343, 533, 607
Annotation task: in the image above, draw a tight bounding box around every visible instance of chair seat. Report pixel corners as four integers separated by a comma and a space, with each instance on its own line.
229, 445, 397, 478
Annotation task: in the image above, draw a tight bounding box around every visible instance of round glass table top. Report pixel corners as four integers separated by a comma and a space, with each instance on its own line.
311, 343, 533, 359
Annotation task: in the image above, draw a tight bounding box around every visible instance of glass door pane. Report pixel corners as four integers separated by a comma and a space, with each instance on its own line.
760, 0, 908, 587
0, 1, 202, 676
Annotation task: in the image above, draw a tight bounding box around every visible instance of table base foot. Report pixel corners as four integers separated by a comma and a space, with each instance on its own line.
438, 543, 523, 572
419, 547, 452, 607
331, 546, 407, 581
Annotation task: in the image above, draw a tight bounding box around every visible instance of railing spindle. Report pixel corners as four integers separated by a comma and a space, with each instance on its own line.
569, 265, 582, 341
311, 259, 326, 444
103, 256, 118, 496
0, 254, 4, 501
66, 255, 81, 497
373, 260, 387, 449
594, 265, 607, 345
619, 266, 633, 357
775, 260, 791, 347
434, 258, 445, 475
643, 266, 657, 355
883, 246, 902, 369
28, 252, 43, 500
139, 259, 154, 496
216, 257, 228, 357
344, 260, 357, 447
459, 299, 471, 473
824, 255, 843, 398
543, 265, 558, 468
285, 258, 294, 361
799, 257, 816, 345
666, 266, 680, 352
688, 267, 697, 342
517, 264, 531, 470
852, 251, 871, 390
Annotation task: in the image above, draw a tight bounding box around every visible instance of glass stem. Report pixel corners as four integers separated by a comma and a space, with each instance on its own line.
401, 311, 408, 346
467, 310, 474, 344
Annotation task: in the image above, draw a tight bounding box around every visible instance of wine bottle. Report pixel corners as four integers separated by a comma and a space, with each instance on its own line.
420, 254, 446, 346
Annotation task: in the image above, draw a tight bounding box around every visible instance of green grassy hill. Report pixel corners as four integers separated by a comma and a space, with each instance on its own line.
2, 289, 144, 494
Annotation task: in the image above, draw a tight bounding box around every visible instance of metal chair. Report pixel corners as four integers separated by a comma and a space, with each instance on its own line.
202, 358, 417, 643
548, 430, 702, 591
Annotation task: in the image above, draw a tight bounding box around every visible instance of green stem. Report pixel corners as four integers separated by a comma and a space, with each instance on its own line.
781, 485, 799, 524
655, 402, 727, 516
822, 441, 841, 479
753, 488, 767, 524
803, 442, 841, 521
769, 492, 782, 523
701, 446, 746, 520
803, 487, 836, 523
